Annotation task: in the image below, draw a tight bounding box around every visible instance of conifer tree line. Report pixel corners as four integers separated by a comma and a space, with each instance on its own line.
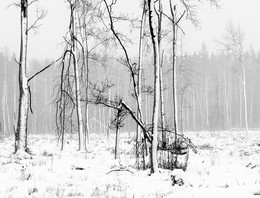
2, 44, 260, 135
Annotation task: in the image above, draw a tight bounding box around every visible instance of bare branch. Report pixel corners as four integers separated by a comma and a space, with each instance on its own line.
28, 57, 62, 82
27, 7, 48, 34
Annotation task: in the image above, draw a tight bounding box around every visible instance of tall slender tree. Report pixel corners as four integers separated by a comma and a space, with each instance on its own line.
15, 0, 30, 153
15, 0, 57, 153
221, 22, 248, 136
136, 0, 147, 168
147, 0, 160, 173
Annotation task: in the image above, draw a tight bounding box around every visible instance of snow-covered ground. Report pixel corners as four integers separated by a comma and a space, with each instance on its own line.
0, 131, 260, 197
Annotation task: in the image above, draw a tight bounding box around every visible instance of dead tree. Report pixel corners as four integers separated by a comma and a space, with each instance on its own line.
103, 0, 146, 168
157, 0, 166, 147
136, 0, 147, 169
111, 101, 127, 159
15, 0, 30, 154
55, 0, 86, 151
147, 0, 160, 174
15, 0, 57, 154
89, 79, 123, 159
76, 0, 104, 145
89, 78, 197, 170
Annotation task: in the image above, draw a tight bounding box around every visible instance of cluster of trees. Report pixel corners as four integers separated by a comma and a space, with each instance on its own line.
4, 0, 260, 173
173, 43, 260, 132
2, 42, 260, 135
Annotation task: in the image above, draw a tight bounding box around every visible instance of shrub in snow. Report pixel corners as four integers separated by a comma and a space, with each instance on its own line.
170, 169, 185, 186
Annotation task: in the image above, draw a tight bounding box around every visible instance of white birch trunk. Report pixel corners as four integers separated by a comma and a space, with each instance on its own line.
148, 0, 160, 173
241, 66, 249, 136
2, 86, 6, 136
205, 78, 209, 128
33, 79, 36, 134
15, 0, 29, 153
71, 3, 85, 151
170, 2, 179, 138
136, 2, 146, 166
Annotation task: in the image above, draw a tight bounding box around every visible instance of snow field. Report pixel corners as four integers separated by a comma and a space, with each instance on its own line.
0, 131, 259, 197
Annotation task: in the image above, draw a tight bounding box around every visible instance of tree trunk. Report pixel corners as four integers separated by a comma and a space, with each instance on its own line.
148, 0, 160, 174
73, 45, 85, 151
33, 78, 36, 134
240, 86, 242, 128
136, 1, 146, 168
242, 66, 249, 136
159, 58, 165, 142
158, 0, 166, 145
193, 89, 196, 130
205, 78, 209, 129
224, 73, 230, 129
49, 78, 52, 132
44, 78, 47, 133
2, 70, 7, 136
229, 73, 232, 128
107, 88, 111, 140
115, 122, 119, 159
170, 1, 179, 139
71, 3, 85, 151
15, 0, 29, 153
84, 40, 90, 146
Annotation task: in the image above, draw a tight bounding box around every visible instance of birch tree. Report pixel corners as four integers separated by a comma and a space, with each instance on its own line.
76, 0, 104, 144
57, 0, 85, 151
147, 0, 160, 173
15, 0, 30, 154
136, 0, 147, 168
221, 23, 248, 136
15, 0, 59, 154
103, 0, 148, 167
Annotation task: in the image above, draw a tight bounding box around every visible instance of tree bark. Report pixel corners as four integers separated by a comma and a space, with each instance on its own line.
136, 1, 146, 168
205, 78, 209, 129
2, 67, 7, 136
148, 0, 160, 174
241, 66, 249, 136
169, 1, 179, 139
70, 2, 85, 151
15, 0, 29, 153
158, 0, 166, 145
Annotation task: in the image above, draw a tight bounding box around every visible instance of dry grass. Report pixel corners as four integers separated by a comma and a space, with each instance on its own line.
0, 131, 259, 197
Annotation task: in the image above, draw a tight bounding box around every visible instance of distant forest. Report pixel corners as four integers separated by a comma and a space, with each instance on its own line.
1, 44, 260, 136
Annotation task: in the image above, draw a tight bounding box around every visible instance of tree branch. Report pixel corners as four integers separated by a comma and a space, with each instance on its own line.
28, 57, 62, 82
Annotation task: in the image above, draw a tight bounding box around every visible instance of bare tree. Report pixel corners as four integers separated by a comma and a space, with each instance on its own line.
69, 0, 85, 151
220, 22, 248, 136
14, 0, 59, 154
136, 0, 147, 169
103, 0, 148, 168
76, 0, 91, 145
15, 0, 30, 154
147, 0, 160, 174
76, 0, 104, 145
2, 61, 10, 136
56, 0, 85, 151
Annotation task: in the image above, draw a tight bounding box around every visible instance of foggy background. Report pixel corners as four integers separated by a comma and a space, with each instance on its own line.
1, 0, 260, 135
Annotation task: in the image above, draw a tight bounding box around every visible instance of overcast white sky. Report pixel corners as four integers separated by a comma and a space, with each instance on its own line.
0, 0, 260, 59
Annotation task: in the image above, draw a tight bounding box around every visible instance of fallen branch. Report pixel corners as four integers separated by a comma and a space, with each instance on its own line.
71, 165, 85, 170
106, 169, 134, 174
120, 100, 151, 143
